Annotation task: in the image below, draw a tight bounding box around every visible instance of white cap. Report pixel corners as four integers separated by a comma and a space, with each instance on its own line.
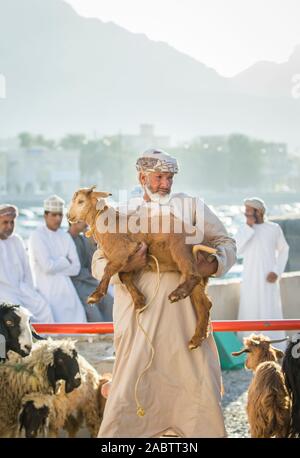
244, 197, 266, 213
44, 195, 65, 213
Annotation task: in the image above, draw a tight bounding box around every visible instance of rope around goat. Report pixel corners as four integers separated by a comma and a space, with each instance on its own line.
133, 244, 217, 417
134, 254, 160, 418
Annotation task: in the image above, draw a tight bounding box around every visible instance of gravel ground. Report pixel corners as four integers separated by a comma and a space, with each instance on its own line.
222, 368, 252, 438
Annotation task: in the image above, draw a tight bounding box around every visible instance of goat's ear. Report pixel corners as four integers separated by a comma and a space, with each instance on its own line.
232, 348, 249, 356
31, 326, 46, 341
87, 185, 97, 194
92, 191, 112, 199
47, 364, 57, 393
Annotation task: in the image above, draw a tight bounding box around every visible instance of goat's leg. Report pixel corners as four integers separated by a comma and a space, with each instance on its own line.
168, 241, 201, 302
188, 283, 212, 349
87, 260, 125, 304
119, 272, 146, 310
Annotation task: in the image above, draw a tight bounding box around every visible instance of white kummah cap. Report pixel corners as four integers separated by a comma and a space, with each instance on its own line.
136, 148, 179, 174
0, 204, 18, 218
44, 195, 65, 213
244, 197, 266, 213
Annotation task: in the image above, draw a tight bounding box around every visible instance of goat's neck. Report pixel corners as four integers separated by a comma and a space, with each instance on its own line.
252, 353, 277, 372
85, 206, 99, 228
85, 204, 115, 239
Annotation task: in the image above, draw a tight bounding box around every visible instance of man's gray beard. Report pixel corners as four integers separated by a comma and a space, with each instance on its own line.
144, 185, 171, 205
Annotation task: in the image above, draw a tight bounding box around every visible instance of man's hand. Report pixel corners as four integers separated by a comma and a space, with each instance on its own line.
121, 241, 148, 273
266, 272, 278, 283
196, 252, 218, 277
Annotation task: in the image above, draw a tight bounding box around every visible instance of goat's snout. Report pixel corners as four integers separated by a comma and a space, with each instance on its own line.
20, 344, 32, 357
65, 374, 81, 393
24, 344, 32, 353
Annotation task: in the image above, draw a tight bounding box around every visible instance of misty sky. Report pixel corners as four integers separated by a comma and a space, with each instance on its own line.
65, 0, 300, 77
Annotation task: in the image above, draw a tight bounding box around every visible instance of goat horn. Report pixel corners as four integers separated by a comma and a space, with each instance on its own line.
232, 348, 249, 356
87, 185, 97, 193
268, 337, 290, 344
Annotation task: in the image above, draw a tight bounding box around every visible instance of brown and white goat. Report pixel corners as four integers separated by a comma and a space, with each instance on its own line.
67, 186, 215, 349
232, 334, 291, 438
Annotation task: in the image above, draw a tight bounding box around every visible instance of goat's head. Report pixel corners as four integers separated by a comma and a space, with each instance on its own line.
0, 303, 32, 360
67, 186, 112, 224
19, 395, 50, 438
46, 345, 81, 394
232, 333, 287, 371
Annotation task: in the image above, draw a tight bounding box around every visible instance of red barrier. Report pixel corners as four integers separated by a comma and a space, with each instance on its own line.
32, 320, 300, 334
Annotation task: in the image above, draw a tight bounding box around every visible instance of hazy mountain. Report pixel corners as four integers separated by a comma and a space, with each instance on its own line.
232, 45, 300, 98
0, 0, 300, 146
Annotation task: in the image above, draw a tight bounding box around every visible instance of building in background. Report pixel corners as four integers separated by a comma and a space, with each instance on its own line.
1, 147, 80, 203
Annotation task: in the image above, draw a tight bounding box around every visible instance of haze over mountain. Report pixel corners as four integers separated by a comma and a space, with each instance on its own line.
0, 0, 299, 147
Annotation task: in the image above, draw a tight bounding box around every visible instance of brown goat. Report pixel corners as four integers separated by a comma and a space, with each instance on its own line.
232, 334, 291, 438
67, 186, 215, 349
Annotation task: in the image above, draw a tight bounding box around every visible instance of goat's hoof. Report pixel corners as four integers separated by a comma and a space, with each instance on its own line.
188, 335, 205, 350
168, 293, 177, 303
168, 292, 183, 303
168, 289, 189, 303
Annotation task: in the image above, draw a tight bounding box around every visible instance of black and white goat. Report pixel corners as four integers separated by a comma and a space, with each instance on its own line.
0, 303, 33, 362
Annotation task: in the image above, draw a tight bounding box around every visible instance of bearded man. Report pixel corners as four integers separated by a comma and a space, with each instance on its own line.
92, 149, 236, 438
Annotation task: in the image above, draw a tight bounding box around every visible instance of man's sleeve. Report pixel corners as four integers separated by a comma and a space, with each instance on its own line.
195, 199, 237, 277
65, 234, 81, 276
28, 232, 76, 275
272, 225, 289, 277
15, 235, 35, 287
91, 248, 122, 285
235, 224, 255, 256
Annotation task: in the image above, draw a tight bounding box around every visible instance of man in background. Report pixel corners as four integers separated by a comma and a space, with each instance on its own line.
236, 197, 289, 348
68, 221, 113, 322
0, 204, 53, 322
29, 195, 86, 322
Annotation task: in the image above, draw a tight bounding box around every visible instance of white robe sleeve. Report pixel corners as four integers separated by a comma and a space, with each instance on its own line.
194, 199, 237, 277
29, 232, 79, 276
235, 224, 255, 256
65, 234, 81, 276
91, 248, 121, 285
272, 225, 289, 277
17, 236, 35, 288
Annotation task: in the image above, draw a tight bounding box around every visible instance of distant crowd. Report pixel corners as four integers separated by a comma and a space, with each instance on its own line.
0, 196, 113, 323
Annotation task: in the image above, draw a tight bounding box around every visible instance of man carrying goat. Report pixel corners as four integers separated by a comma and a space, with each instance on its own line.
92, 149, 236, 438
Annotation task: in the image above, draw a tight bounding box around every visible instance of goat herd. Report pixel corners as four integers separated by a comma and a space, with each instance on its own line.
0, 303, 110, 438
1, 302, 300, 438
